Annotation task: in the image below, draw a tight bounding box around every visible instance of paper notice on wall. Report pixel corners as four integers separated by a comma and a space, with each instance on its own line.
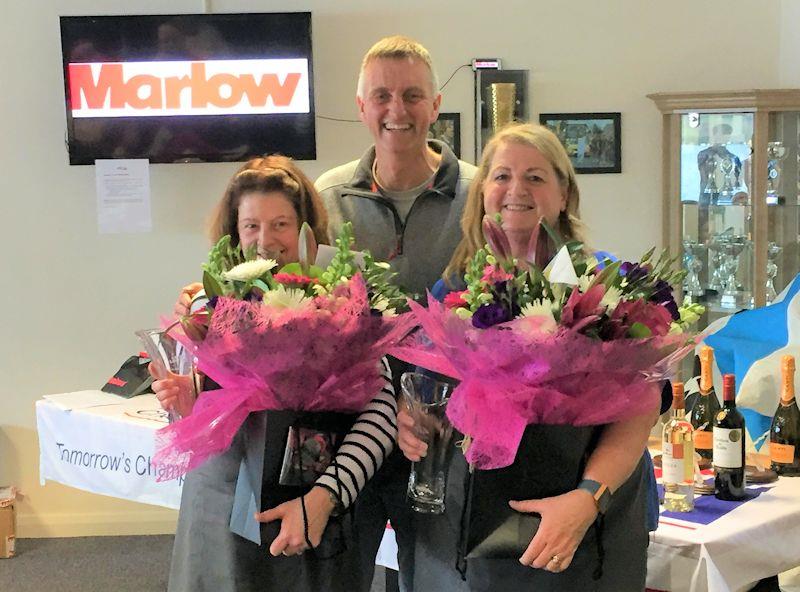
95, 159, 152, 234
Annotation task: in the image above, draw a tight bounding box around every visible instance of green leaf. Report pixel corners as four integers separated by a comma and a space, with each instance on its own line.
202, 270, 223, 299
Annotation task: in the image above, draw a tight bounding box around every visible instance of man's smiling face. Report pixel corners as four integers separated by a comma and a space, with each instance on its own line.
357, 57, 441, 156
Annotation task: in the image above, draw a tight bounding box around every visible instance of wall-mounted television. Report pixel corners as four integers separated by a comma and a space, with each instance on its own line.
60, 12, 315, 165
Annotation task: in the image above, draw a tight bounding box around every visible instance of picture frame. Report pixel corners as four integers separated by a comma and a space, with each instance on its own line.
429, 112, 461, 159
538, 112, 621, 174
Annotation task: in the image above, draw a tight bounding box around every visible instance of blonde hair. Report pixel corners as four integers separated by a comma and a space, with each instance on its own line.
208, 155, 328, 247
356, 35, 439, 98
444, 123, 587, 280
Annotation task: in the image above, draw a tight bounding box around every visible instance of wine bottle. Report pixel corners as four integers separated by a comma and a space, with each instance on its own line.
662, 382, 695, 511
690, 346, 720, 461
770, 355, 800, 476
713, 373, 747, 500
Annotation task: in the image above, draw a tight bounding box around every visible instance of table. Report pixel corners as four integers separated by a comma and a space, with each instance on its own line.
646, 470, 800, 592
36, 392, 182, 509
37, 395, 800, 591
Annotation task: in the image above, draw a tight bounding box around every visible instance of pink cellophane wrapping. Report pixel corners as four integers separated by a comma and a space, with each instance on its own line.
153, 276, 415, 480
389, 295, 696, 470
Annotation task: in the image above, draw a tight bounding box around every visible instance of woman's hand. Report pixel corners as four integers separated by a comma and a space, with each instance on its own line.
397, 408, 427, 462
174, 282, 203, 317
255, 487, 336, 556
149, 366, 195, 418
510, 488, 598, 573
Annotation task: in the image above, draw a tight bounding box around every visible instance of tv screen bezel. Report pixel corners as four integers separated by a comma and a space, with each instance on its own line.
60, 12, 316, 165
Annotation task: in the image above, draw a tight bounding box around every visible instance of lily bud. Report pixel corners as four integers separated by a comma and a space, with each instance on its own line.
297, 222, 318, 273
482, 215, 512, 263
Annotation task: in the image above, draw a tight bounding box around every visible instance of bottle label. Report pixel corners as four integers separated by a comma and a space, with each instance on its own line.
713, 427, 744, 468
663, 442, 693, 484
770, 441, 796, 464
694, 430, 713, 450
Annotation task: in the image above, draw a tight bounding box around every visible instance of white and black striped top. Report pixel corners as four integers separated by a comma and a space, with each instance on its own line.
314, 357, 397, 509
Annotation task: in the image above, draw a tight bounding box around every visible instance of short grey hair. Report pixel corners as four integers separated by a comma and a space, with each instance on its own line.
356, 35, 439, 99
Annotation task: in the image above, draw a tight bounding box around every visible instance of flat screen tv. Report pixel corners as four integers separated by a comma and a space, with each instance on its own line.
60, 12, 315, 165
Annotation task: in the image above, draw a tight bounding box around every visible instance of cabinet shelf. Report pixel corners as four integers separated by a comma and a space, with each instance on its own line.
649, 89, 800, 331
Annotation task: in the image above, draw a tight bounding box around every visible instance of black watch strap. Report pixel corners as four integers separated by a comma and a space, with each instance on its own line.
577, 479, 612, 514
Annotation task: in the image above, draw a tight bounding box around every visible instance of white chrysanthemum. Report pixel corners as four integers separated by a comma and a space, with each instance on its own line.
222, 259, 277, 282
518, 298, 558, 333
372, 296, 390, 312
262, 285, 311, 310
577, 275, 594, 293
373, 261, 391, 270
600, 286, 623, 311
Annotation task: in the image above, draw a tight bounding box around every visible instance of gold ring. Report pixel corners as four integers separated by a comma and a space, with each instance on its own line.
550, 554, 560, 564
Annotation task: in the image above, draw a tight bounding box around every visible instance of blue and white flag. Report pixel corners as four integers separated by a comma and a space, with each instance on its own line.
702, 274, 800, 450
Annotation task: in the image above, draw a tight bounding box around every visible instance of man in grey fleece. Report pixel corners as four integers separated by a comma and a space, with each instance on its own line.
315, 35, 475, 591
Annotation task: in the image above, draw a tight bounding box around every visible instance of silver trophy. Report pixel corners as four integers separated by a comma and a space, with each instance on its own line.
707, 235, 728, 294
766, 141, 787, 204
718, 156, 736, 202
717, 235, 750, 308
682, 239, 706, 300
766, 242, 783, 304
703, 155, 720, 198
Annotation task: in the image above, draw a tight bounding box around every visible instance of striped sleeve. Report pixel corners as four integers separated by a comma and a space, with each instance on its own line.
314, 357, 397, 509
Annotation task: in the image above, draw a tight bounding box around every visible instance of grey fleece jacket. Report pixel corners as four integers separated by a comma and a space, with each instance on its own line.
315, 140, 476, 296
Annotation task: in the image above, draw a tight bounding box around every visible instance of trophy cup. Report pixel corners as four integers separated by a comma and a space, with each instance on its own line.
682, 239, 706, 301
718, 235, 750, 308
766, 141, 787, 205
766, 242, 783, 304
718, 156, 736, 203
488, 82, 516, 133
707, 234, 728, 294
702, 155, 720, 203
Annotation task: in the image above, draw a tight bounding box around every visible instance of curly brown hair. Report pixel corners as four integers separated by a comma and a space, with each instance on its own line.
207, 155, 328, 247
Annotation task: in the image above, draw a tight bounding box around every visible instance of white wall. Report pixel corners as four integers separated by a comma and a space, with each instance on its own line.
0, 0, 788, 537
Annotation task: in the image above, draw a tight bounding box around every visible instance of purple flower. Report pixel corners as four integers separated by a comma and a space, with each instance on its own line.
619, 262, 650, 283
472, 303, 512, 329
649, 280, 680, 320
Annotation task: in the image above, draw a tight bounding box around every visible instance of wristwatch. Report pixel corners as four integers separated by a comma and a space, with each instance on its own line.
577, 479, 612, 515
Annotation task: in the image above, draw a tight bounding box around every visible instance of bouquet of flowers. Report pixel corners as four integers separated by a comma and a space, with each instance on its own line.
392, 216, 704, 470
154, 222, 414, 478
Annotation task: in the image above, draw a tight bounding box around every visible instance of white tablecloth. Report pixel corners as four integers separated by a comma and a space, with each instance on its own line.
36, 395, 800, 591
36, 392, 183, 509
646, 475, 800, 592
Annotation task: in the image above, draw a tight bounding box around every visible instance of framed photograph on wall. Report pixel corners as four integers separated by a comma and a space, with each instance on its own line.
429, 112, 461, 158
538, 112, 621, 173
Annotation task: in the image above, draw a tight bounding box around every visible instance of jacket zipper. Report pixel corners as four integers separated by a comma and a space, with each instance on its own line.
343, 187, 446, 257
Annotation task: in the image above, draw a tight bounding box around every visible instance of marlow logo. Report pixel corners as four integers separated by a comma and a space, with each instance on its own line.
69, 59, 310, 118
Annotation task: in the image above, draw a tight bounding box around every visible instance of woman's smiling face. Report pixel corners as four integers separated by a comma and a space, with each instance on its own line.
482, 140, 567, 252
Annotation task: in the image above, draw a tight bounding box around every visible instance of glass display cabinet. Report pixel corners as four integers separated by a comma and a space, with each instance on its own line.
648, 90, 800, 329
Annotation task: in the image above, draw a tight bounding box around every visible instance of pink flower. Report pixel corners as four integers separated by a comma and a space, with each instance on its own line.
444, 290, 469, 309
482, 215, 513, 262
273, 273, 317, 286
608, 299, 673, 338
481, 265, 514, 284
561, 284, 606, 332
